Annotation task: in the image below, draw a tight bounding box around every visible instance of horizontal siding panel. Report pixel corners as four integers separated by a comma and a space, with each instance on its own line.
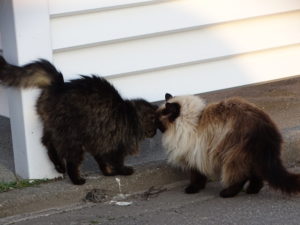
50, 0, 300, 51
49, 0, 168, 17
53, 11, 300, 79
108, 45, 300, 101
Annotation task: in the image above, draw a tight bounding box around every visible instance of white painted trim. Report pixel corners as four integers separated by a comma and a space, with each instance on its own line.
0, 0, 61, 179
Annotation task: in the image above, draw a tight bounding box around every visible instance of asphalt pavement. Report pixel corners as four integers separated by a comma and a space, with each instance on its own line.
1, 179, 300, 225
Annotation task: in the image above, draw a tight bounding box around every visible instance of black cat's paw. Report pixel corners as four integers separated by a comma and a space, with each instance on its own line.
55, 165, 66, 174
71, 177, 86, 185
185, 185, 201, 194
103, 171, 118, 176
118, 166, 134, 176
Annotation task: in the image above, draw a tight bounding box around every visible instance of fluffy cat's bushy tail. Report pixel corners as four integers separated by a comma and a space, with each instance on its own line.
261, 158, 300, 194
0, 56, 63, 88
252, 120, 300, 194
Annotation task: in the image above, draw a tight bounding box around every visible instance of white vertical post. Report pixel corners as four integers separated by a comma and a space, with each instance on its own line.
0, 0, 61, 179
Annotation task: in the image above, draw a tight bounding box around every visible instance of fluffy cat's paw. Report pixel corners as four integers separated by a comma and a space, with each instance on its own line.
185, 185, 201, 194
72, 177, 86, 185
246, 179, 263, 194
219, 189, 238, 198
118, 166, 134, 176
246, 184, 263, 194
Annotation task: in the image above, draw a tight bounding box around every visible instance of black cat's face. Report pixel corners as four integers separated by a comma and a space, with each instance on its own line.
134, 100, 158, 138
143, 108, 158, 138
156, 93, 181, 133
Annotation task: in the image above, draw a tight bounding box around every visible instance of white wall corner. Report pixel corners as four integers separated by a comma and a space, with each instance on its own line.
0, 0, 61, 179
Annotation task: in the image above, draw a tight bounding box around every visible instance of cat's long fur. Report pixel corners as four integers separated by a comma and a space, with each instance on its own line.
157, 93, 300, 197
0, 56, 158, 185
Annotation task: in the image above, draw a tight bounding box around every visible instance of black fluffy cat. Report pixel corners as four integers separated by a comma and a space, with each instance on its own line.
0, 56, 158, 185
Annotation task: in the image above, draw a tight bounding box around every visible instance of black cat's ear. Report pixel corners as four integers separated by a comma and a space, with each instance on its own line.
165, 93, 173, 101
165, 102, 180, 122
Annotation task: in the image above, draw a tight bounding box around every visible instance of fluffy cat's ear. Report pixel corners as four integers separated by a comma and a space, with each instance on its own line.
165, 93, 173, 101
165, 102, 180, 122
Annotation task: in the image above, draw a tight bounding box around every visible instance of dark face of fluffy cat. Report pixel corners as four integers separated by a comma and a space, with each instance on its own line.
156, 93, 181, 133
132, 99, 158, 138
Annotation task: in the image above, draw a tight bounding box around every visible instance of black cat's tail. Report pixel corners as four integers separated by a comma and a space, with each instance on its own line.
252, 117, 300, 195
0, 55, 63, 88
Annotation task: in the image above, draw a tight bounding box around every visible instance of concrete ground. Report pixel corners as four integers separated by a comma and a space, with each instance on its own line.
0, 75, 300, 221
1, 178, 300, 225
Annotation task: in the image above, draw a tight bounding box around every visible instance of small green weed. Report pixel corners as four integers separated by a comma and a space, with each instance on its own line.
0, 179, 49, 193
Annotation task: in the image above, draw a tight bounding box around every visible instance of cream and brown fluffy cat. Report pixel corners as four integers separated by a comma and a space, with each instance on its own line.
157, 93, 300, 198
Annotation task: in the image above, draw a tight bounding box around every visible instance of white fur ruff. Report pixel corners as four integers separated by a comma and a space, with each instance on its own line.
162, 95, 228, 178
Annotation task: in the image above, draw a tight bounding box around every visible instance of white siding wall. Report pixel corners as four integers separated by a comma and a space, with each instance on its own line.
49, 0, 300, 101
1, 0, 300, 116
